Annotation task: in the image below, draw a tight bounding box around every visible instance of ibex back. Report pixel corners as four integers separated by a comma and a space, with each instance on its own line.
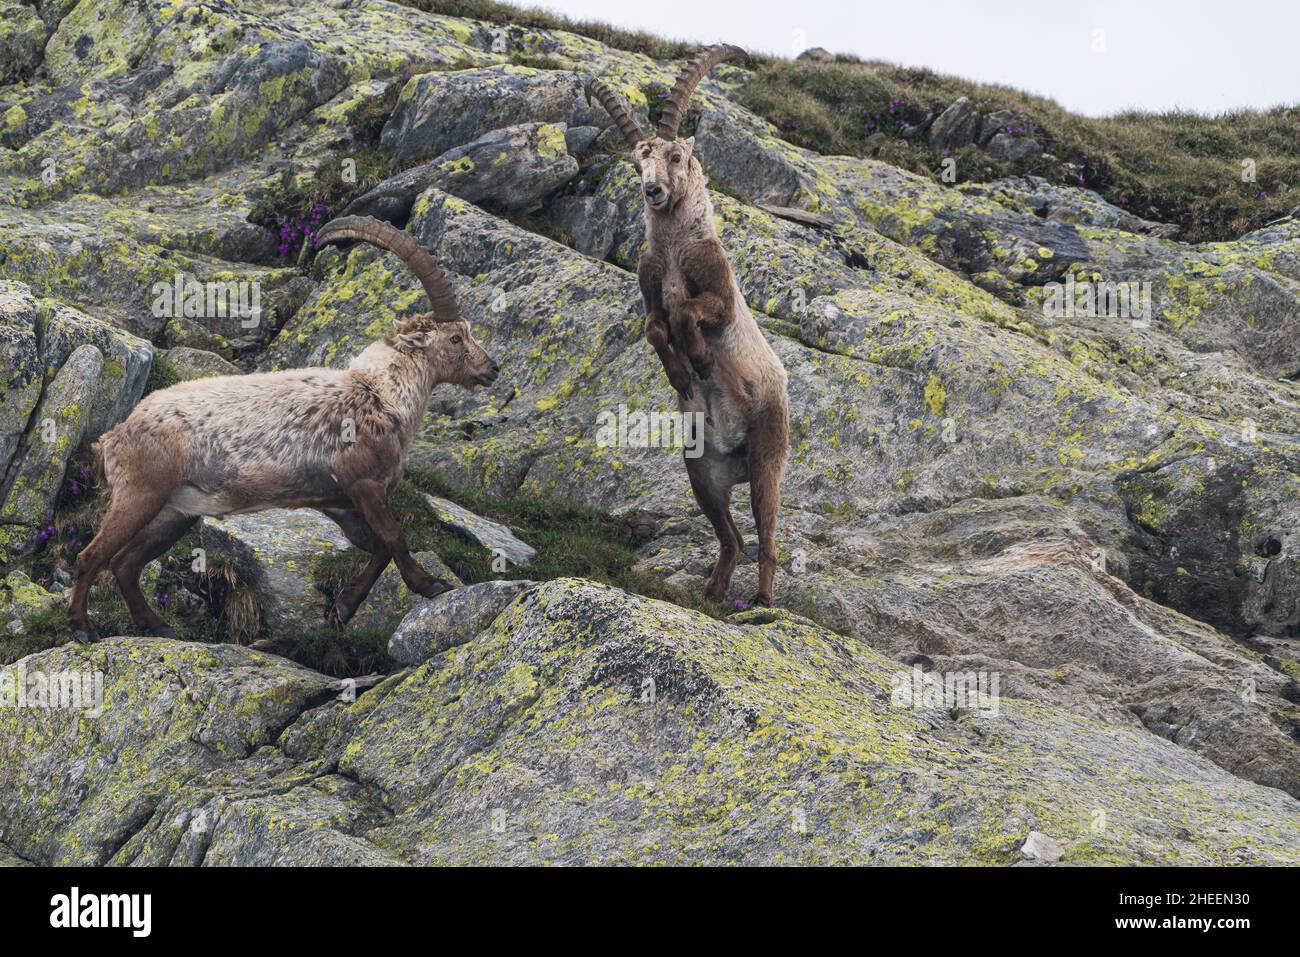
587, 46, 791, 605
68, 217, 498, 642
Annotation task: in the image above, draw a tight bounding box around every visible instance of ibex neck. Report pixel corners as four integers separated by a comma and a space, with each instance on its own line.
645, 172, 716, 249
382, 352, 441, 442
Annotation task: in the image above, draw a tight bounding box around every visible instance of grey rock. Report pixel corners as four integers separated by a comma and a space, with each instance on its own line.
421, 122, 577, 214
0, 570, 59, 622
160, 346, 241, 381
1020, 831, 1064, 863
42, 301, 154, 438
200, 509, 351, 634
0, 3, 45, 84
978, 109, 1015, 146
0, 637, 339, 865
555, 195, 617, 259
928, 96, 981, 151
960, 175, 1176, 235
344, 122, 577, 219
0, 842, 32, 866
5, 583, 1299, 866
0, 209, 288, 339
985, 133, 1041, 162
0, 344, 101, 560
388, 579, 536, 665
199, 509, 458, 635
424, 493, 537, 566
0, 283, 45, 474
382, 66, 601, 168
695, 107, 804, 206
563, 124, 602, 157
796, 46, 834, 63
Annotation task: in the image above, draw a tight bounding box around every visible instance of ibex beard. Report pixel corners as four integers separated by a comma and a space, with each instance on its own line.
587, 45, 791, 606
67, 216, 499, 643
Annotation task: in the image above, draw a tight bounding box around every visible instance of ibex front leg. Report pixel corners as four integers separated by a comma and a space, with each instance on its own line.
320, 506, 393, 625
343, 479, 453, 601
669, 292, 727, 381
672, 243, 736, 380
639, 258, 693, 399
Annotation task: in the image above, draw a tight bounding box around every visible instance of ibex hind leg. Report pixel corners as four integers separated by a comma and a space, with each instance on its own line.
320, 506, 393, 626
68, 486, 174, 642
109, 507, 197, 637
686, 455, 743, 602
746, 414, 788, 608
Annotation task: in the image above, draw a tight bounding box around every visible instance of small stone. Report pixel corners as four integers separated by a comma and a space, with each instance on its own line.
928, 97, 980, 151
1020, 831, 1064, 863
388, 579, 536, 665
424, 494, 536, 566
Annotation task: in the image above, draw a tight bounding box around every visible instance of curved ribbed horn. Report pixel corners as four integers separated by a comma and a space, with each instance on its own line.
656, 43, 747, 140
584, 76, 646, 147
316, 215, 461, 323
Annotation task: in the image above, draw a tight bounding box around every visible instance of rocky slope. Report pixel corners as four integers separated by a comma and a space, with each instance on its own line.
1, 0, 1298, 864
3, 579, 1298, 865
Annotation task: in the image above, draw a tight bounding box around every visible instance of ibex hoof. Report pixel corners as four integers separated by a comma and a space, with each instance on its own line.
145, 624, 177, 639
72, 628, 102, 645
666, 372, 692, 399
328, 599, 355, 627
747, 592, 773, 608
412, 578, 454, 600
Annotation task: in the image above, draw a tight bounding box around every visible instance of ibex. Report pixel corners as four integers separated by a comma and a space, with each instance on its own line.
587, 46, 790, 606
67, 216, 499, 642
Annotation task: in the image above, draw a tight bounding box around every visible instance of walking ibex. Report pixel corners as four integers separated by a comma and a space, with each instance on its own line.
587, 46, 790, 605
68, 216, 498, 642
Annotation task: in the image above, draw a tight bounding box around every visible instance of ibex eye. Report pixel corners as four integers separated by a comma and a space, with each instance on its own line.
671, 154, 682, 164
451, 335, 462, 344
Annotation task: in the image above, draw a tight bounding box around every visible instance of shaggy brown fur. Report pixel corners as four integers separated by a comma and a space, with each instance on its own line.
588, 46, 790, 605
67, 217, 498, 642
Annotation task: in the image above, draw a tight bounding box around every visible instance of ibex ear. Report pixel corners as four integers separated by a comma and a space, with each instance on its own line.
682, 135, 695, 156
395, 331, 433, 349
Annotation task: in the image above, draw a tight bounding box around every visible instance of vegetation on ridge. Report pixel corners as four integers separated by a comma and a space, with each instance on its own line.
409, 0, 1299, 243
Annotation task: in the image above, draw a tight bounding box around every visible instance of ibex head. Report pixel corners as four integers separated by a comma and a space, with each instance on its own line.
586, 44, 746, 213
316, 215, 500, 388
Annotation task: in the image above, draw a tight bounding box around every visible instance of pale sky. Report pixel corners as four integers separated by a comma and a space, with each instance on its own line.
536, 0, 1300, 117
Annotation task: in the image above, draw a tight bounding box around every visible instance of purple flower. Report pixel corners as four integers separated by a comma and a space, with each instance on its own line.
734, 599, 750, 611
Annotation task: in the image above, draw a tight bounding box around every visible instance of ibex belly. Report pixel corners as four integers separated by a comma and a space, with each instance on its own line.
168, 431, 351, 518
678, 325, 750, 458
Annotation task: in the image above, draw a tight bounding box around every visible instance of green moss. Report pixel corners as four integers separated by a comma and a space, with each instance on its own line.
923, 373, 947, 416
144, 354, 182, 395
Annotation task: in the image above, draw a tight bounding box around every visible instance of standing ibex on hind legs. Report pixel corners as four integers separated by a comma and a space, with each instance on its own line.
587, 45, 790, 606
68, 216, 499, 642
